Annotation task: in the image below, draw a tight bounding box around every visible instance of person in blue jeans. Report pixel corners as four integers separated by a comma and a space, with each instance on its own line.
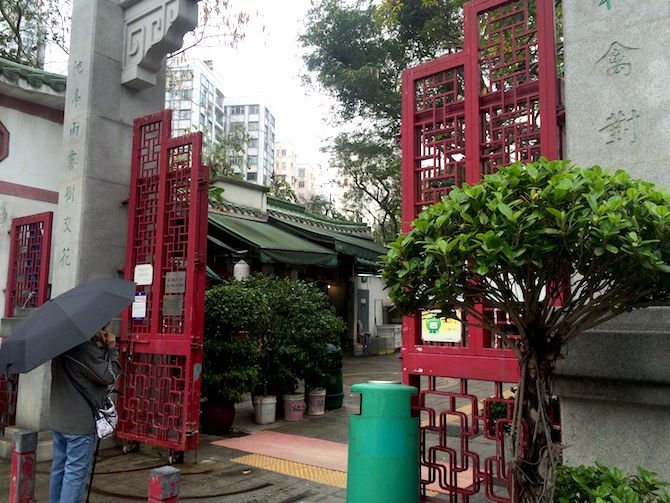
49, 325, 120, 502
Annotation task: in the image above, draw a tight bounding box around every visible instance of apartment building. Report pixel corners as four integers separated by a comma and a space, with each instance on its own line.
223, 97, 276, 186
274, 141, 317, 202
165, 59, 225, 145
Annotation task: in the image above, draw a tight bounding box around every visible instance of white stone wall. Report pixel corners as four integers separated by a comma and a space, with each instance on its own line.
0, 106, 63, 317
563, 0, 670, 186
560, 0, 670, 478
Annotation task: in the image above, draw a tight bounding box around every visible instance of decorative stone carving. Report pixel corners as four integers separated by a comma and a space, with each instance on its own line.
0, 121, 8, 162
121, 0, 198, 90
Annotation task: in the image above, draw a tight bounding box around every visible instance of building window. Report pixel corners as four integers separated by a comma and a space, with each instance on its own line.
229, 105, 245, 115
0, 121, 8, 162
246, 171, 257, 181
249, 104, 259, 114
247, 155, 258, 165
298, 168, 305, 177
248, 121, 259, 131
178, 109, 190, 120
298, 181, 305, 188
248, 138, 258, 148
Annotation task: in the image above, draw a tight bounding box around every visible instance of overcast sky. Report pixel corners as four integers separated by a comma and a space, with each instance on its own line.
193, 0, 340, 168
45, 1, 339, 169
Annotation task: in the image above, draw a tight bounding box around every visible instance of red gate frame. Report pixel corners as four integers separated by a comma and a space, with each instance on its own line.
4, 212, 53, 318
400, 0, 560, 500
117, 110, 208, 454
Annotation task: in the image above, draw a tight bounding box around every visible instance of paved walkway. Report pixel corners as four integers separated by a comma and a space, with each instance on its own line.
0, 353, 503, 502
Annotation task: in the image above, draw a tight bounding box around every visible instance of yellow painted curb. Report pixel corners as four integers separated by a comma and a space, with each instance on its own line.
231, 453, 348, 489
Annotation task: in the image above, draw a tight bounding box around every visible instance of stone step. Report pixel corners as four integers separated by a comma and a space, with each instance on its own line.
0, 429, 53, 461
0, 428, 121, 461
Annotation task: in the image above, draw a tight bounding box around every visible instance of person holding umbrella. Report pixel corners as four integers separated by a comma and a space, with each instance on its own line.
48, 323, 121, 503
0, 278, 135, 502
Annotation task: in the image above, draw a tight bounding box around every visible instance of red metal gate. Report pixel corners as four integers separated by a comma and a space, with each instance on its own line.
4, 212, 53, 318
400, 0, 561, 500
117, 110, 208, 457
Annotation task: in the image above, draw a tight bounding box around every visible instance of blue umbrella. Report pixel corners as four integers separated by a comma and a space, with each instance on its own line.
0, 278, 135, 374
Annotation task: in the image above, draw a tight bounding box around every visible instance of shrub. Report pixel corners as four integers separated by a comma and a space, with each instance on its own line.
555, 463, 670, 502
203, 275, 346, 401
203, 282, 269, 404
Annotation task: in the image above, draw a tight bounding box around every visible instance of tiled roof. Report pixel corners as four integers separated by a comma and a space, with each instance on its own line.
267, 196, 373, 238
0, 57, 66, 92
211, 199, 263, 219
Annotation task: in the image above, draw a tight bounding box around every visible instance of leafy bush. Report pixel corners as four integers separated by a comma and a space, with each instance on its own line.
555, 463, 670, 502
203, 275, 346, 402
203, 282, 269, 403
242, 275, 346, 395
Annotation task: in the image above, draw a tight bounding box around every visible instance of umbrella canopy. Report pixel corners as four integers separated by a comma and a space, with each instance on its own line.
0, 278, 135, 374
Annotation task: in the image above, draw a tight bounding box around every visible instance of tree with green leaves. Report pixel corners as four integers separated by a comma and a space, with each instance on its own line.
303, 194, 347, 220
382, 159, 670, 501
268, 172, 299, 204
300, 0, 463, 242
0, 0, 69, 67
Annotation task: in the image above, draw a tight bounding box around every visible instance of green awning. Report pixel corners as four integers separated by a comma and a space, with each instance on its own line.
206, 266, 223, 282
271, 218, 387, 264
209, 213, 338, 267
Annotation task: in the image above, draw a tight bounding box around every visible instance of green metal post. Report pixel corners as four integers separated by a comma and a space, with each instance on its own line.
347, 381, 419, 503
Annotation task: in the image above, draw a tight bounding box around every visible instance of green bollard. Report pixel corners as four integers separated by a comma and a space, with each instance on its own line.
347, 381, 419, 503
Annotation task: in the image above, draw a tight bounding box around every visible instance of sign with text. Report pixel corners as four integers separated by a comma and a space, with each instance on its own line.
420, 309, 462, 343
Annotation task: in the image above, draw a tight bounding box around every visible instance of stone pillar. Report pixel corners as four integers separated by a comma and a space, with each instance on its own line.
14, 0, 197, 432
559, 0, 670, 478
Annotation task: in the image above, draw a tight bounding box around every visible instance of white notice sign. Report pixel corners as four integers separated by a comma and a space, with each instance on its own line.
134, 264, 154, 286
132, 293, 147, 320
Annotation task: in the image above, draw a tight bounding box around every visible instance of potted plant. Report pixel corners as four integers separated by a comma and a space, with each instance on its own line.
243, 275, 345, 420
202, 282, 269, 433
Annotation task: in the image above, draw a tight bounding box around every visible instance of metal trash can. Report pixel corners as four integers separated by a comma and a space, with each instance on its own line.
324, 343, 343, 410
347, 381, 418, 503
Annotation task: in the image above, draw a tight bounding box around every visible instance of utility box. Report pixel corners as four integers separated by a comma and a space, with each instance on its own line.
347, 381, 418, 503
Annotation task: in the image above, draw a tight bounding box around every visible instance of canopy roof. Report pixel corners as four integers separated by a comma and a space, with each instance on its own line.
209, 212, 338, 267
271, 217, 386, 266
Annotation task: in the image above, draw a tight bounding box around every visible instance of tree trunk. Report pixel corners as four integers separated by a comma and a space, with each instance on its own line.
512, 350, 559, 502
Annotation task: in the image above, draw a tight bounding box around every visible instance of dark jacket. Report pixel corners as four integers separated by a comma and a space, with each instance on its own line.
50, 341, 121, 435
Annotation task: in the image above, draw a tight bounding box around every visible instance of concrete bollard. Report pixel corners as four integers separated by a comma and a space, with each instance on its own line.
148, 466, 181, 502
9, 430, 37, 503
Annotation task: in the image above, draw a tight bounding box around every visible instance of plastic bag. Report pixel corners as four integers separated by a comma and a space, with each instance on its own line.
95, 398, 118, 439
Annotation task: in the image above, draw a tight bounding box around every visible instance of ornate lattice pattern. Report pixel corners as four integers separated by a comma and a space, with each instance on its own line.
478, 1, 541, 177
401, 0, 560, 500
413, 66, 467, 214
478, 0, 539, 95
119, 112, 205, 454
5, 213, 52, 318
418, 378, 516, 502
118, 353, 190, 447
0, 373, 19, 434
159, 144, 193, 334
128, 118, 165, 336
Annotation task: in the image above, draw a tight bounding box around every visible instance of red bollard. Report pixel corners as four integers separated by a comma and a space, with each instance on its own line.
148, 466, 181, 502
9, 430, 37, 503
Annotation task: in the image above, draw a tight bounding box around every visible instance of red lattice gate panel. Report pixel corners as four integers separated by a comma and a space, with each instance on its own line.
4, 212, 53, 318
117, 110, 208, 455
400, 0, 561, 500
0, 373, 18, 434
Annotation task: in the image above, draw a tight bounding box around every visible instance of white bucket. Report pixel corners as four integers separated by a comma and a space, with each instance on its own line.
283, 393, 305, 421
253, 395, 277, 424
307, 388, 326, 416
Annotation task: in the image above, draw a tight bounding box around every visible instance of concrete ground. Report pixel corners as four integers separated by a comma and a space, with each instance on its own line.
0, 353, 506, 502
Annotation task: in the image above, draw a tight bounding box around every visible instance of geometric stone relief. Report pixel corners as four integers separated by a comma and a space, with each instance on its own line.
0, 121, 8, 162
121, 0, 199, 90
